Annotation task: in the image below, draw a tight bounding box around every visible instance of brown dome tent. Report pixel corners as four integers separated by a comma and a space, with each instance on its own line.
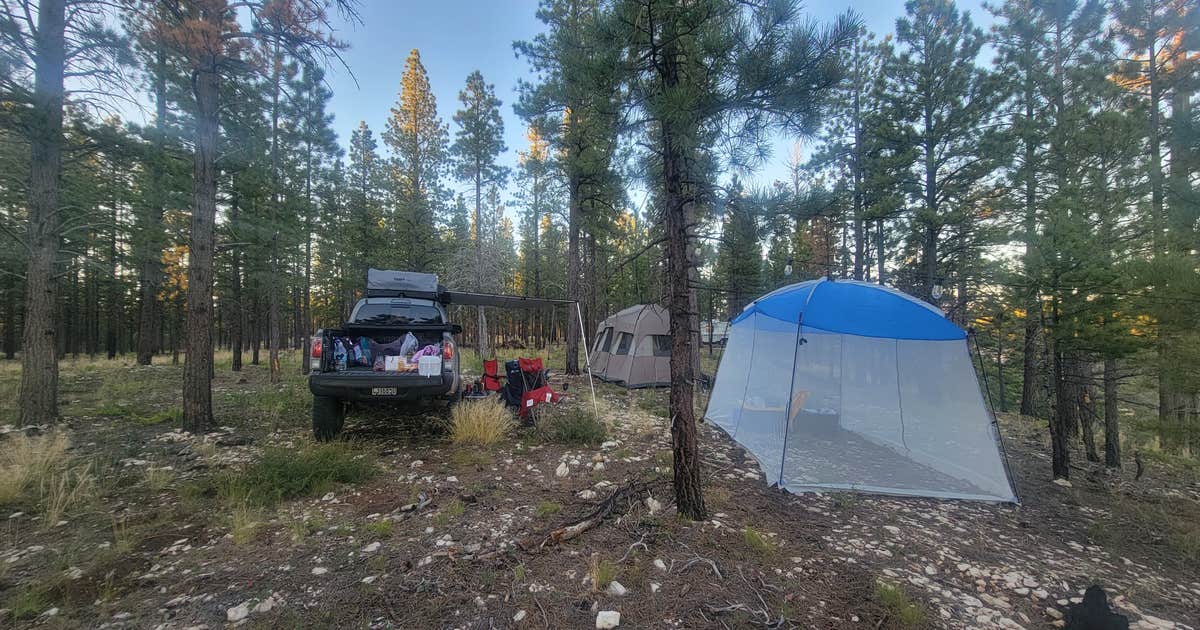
589, 304, 671, 388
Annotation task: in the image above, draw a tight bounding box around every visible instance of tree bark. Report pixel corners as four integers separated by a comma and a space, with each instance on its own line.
1078, 360, 1100, 463
1103, 358, 1120, 468
267, 39, 282, 383
1049, 344, 1071, 479
182, 38, 220, 433
564, 165, 581, 375
474, 168, 489, 358
18, 0, 66, 426
137, 47, 168, 366
230, 181, 243, 372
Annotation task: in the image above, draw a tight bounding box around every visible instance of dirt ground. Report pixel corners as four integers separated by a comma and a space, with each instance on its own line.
0, 353, 1197, 629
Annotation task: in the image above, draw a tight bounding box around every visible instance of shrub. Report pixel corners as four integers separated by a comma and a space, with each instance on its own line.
539, 407, 607, 446
219, 443, 375, 507
450, 397, 515, 446
365, 519, 394, 539
0, 432, 71, 506
230, 502, 262, 545
875, 581, 926, 628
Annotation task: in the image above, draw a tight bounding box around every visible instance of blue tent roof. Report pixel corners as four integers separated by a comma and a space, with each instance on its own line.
732, 279, 965, 341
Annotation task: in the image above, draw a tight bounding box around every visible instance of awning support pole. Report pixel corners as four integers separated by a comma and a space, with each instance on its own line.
575, 301, 599, 419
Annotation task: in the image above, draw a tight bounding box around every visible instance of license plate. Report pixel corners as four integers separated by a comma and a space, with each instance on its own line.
371, 387, 397, 396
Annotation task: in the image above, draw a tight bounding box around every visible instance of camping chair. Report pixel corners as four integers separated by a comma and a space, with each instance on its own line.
500, 357, 560, 420
482, 359, 504, 392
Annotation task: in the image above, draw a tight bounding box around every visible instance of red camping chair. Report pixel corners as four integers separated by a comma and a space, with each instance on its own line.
514, 357, 560, 419
482, 359, 504, 392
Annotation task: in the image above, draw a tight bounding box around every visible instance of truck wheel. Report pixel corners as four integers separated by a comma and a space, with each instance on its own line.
312, 396, 345, 441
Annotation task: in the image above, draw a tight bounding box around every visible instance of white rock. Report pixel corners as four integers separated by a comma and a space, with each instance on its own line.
601, 441, 619, 450
513, 610, 527, 622
321, 492, 336, 501
363, 542, 381, 553
362, 575, 377, 584
653, 559, 667, 571
650, 582, 660, 593
555, 462, 570, 478
644, 496, 663, 514
446, 476, 458, 483
253, 597, 276, 614
311, 567, 329, 575
606, 581, 628, 596
1046, 607, 1063, 620
578, 490, 598, 500
596, 610, 621, 629
227, 601, 251, 622
1052, 478, 1072, 488
924, 565, 938, 575
410, 460, 424, 468
41, 607, 59, 617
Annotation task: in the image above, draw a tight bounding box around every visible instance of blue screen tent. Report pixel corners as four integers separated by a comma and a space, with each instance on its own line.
704, 278, 1018, 502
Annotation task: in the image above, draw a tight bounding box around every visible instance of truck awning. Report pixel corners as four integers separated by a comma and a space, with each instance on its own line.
444, 291, 575, 309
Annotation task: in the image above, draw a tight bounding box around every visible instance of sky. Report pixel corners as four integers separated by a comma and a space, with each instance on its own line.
322, 0, 993, 206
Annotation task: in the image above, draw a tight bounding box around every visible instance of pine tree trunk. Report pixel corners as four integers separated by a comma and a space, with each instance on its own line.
18, 0, 66, 427
106, 167, 120, 360
230, 185, 243, 372
1078, 360, 1100, 463
267, 42, 282, 383
136, 54, 167, 366
1103, 358, 1120, 468
1050, 344, 1071, 479
564, 168, 581, 375
474, 169, 489, 359
3, 276, 17, 359
182, 46, 220, 434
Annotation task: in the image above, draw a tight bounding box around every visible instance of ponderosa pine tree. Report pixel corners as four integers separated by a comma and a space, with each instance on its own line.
884, 0, 1002, 305
515, 0, 624, 375
1, 0, 129, 426
451, 70, 507, 358
384, 49, 447, 274
615, 0, 856, 519
148, 0, 355, 433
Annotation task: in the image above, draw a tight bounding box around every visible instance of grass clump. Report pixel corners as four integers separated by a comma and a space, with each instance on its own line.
219, 443, 375, 508
229, 503, 262, 545
539, 407, 607, 446
875, 580, 926, 628
588, 553, 618, 591
434, 498, 465, 526
743, 527, 777, 556
136, 407, 183, 425
535, 501, 562, 518
41, 463, 95, 529
143, 466, 174, 492
450, 397, 514, 446
0, 432, 71, 506
365, 519, 394, 539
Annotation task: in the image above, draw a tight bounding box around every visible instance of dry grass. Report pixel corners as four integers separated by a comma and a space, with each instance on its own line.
0, 432, 71, 506
588, 553, 618, 592
450, 397, 514, 446
230, 503, 263, 545
40, 462, 95, 530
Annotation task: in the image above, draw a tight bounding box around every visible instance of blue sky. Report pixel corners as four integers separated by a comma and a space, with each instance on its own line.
323, 0, 992, 202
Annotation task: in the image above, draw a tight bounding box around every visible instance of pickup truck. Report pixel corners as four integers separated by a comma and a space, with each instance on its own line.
308, 279, 462, 441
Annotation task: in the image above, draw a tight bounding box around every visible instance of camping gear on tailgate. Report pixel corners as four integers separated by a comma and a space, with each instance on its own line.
704, 278, 1017, 503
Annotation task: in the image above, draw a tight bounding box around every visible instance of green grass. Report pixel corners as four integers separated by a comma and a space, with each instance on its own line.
537, 406, 607, 446
217, 443, 376, 508
875, 581, 926, 628
535, 501, 562, 518
365, 519, 394, 539
434, 498, 465, 526
588, 555, 618, 591
743, 527, 777, 556
5, 585, 57, 620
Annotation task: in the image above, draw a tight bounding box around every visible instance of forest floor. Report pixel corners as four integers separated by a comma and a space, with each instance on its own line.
0, 351, 1197, 629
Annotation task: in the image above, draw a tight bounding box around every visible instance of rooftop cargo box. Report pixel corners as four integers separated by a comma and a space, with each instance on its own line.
366, 269, 448, 301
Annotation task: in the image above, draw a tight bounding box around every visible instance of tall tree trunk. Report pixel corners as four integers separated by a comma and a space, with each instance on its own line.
182, 42, 220, 433
106, 164, 120, 360
1103, 358, 1120, 468
18, 0, 66, 427
1050, 342, 1071, 480
230, 183, 243, 372
564, 169, 581, 375
474, 169, 489, 358
1078, 360, 1100, 463
267, 41, 282, 383
1019, 42, 1039, 418
996, 317, 1006, 413
137, 49, 168, 366
3, 276, 17, 359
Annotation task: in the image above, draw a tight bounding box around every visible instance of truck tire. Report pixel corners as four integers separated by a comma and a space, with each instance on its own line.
312, 396, 345, 441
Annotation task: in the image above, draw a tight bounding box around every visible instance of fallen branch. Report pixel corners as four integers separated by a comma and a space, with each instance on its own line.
528, 478, 667, 550
617, 533, 650, 564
